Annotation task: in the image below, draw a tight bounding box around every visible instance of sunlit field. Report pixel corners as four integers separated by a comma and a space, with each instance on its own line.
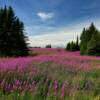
0, 48, 100, 100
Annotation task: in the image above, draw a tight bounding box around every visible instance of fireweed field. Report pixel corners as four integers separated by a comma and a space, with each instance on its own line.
0, 48, 100, 100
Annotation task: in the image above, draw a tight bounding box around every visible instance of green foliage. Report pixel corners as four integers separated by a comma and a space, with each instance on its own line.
66, 42, 71, 50
70, 41, 76, 51
76, 35, 80, 50
80, 23, 100, 56
34, 76, 51, 100
46, 44, 52, 48
87, 32, 100, 56
0, 6, 29, 56
66, 36, 80, 51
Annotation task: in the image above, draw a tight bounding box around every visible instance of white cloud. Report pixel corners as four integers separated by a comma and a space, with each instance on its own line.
28, 27, 81, 48
37, 12, 54, 21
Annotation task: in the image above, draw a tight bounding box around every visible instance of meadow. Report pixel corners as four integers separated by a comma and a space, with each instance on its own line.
0, 48, 100, 100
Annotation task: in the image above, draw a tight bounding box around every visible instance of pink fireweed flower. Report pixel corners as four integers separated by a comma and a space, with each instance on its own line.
15, 80, 21, 86
0, 79, 5, 87
54, 80, 58, 96
61, 83, 66, 97
61, 81, 69, 97
61, 81, 68, 97
5, 84, 12, 92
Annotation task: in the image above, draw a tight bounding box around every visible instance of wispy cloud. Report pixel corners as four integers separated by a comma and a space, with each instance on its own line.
37, 12, 54, 21
28, 18, 100, 47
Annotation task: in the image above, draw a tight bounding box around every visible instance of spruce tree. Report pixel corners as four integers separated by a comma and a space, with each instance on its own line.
87, 31, 100, 56
80, 28, 88, 55
80, 23, 100, 56
66, 42, 71, 51
0, 6, 29, 56
80, 28, 86, 40
66, 36, 80, 51
46, 44, 52, 48
76, 35, 80, 50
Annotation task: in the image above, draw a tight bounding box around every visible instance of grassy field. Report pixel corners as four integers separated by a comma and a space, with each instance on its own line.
0, 48, 100, 100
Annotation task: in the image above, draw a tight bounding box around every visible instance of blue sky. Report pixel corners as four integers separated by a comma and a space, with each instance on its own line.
0, 0, 100, 47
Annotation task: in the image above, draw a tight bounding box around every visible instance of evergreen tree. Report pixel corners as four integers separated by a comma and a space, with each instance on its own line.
0, 6, 29, 56
76, 35, 80, 50
66, 42, 71, 51
70, 41, 74, 51
80, 28, 88, 55
66, 36, 80, 51
80, 23, 100, 56
46, 44, 51, 48
87, 31, 100, 56
80, 28, 86, 40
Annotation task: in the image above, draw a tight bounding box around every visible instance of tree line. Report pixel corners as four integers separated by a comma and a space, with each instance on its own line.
66, 36, 80, 51
66, 23, 100, 56
80, 23, 100, 56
